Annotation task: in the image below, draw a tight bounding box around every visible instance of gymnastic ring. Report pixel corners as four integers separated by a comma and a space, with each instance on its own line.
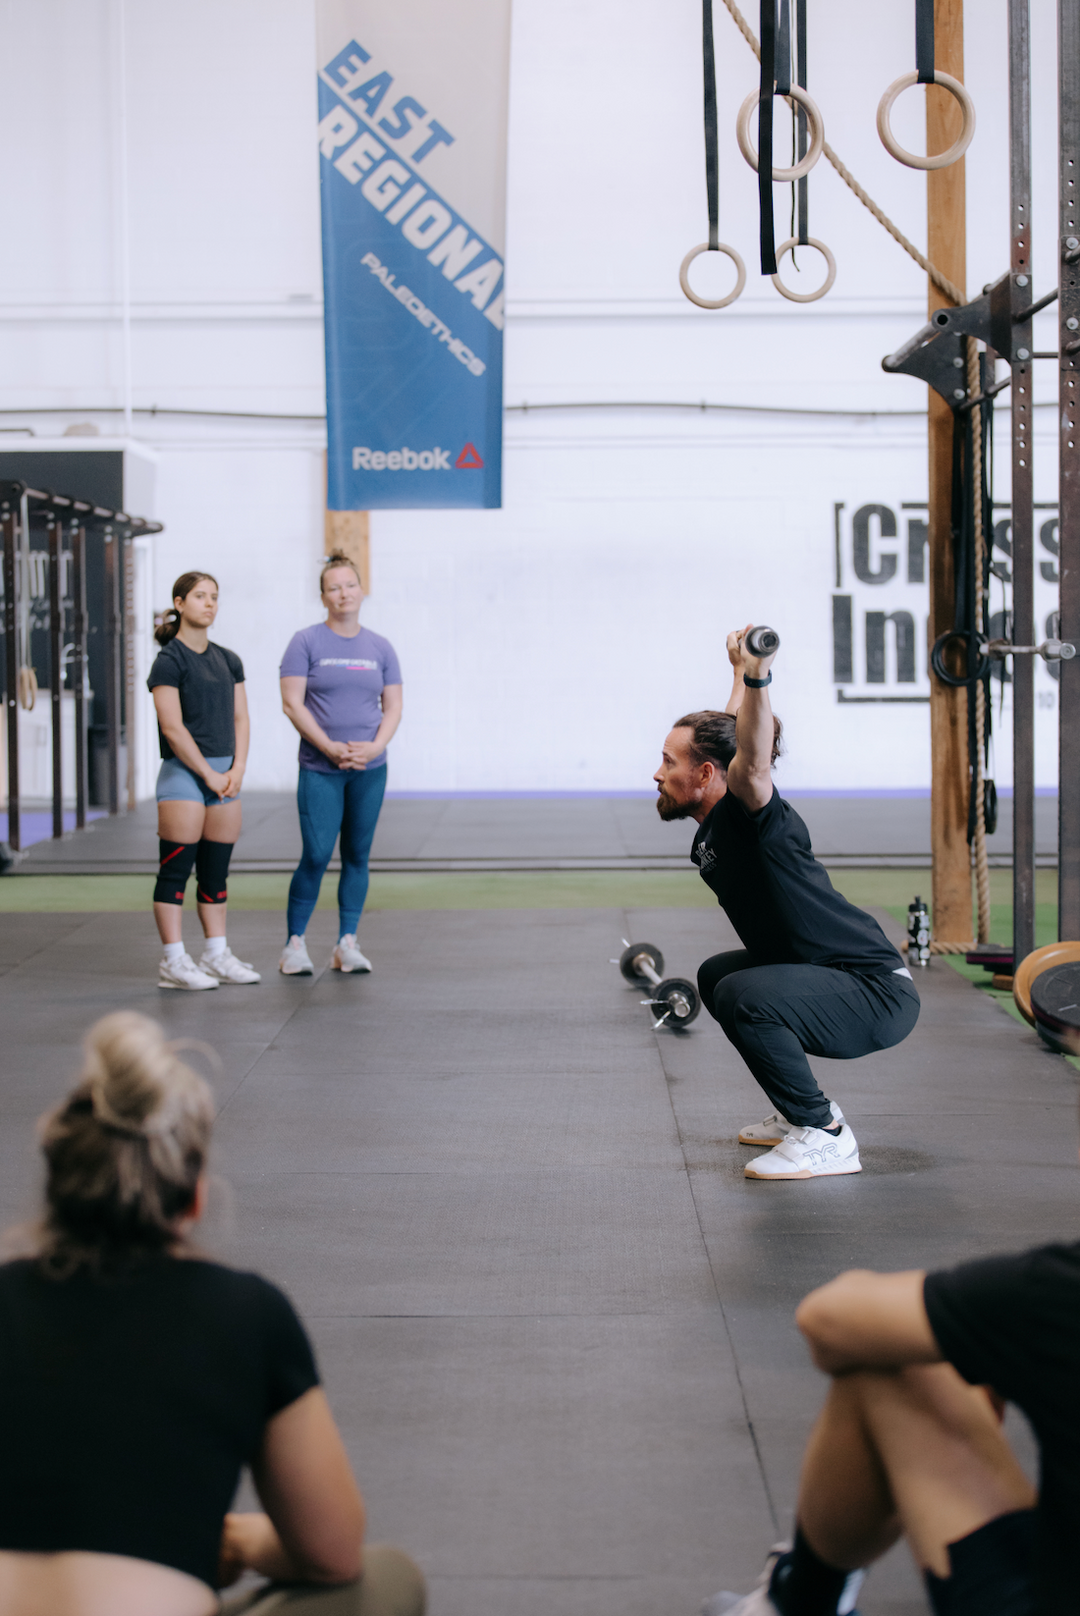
770, 237, 837, 303
735, 84, 825, 182
876, 70, 976, 171
930, 629, 989, 688
678, 242, 747, 310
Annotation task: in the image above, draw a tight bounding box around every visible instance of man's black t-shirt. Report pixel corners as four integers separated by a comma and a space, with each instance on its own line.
147, 639, 244, 761
690, 787, 903, 971
924, 1243, 1080, 1614
0, 1257, 319, 1589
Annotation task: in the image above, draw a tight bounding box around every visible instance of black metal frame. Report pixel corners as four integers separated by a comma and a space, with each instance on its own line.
1059, 0, 1080, 938
70, 521, 88, 831
1010, 0, 1036, 964
2, 504, 17, 853
0, 479, 160, 856
47, 515, 63, 842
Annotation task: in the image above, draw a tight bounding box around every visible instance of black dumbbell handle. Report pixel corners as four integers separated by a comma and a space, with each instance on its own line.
744, 625, 779, 657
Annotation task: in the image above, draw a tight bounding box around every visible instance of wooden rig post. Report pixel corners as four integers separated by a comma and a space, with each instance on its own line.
325, 510, 370, 594
926, 0, 971, 942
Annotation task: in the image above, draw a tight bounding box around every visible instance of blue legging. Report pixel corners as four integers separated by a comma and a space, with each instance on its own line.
286, 765, 387, 940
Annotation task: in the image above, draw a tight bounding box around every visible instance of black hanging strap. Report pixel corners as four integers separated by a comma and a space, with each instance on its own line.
759, 0, 777, 274
795, 0, 808, 244
702, 0, 719, 250
775, 0, 791, 95
916, 0, 935, 84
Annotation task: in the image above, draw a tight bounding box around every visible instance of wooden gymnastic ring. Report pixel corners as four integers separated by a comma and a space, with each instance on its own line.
736, 84, 825, 182
1013, 940, 1080, 1026
770, 237, 837, 303
876, 70, 976, 171
678, 242, 747, 310
17, 666, 37, 712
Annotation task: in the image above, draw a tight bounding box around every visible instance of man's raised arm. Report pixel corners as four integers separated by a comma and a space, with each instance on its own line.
725, 627, 778, 813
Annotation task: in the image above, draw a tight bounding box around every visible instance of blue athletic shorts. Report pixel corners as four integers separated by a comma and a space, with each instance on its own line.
155, 756, 237, 807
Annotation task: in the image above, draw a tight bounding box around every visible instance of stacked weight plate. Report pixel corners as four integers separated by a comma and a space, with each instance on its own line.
1030, 962, 1080, 1054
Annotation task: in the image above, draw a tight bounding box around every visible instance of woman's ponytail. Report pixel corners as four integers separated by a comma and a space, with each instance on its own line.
154, 607, 182, 647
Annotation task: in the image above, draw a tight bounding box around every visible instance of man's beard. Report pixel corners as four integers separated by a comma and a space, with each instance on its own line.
656, 788, 694, 822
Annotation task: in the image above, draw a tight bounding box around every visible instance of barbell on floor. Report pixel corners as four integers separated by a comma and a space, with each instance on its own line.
614, 941, 701, 1031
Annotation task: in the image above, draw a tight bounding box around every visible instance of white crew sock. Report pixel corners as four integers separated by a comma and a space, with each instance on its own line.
203, 935, 227, 958
163, 941, 185, 964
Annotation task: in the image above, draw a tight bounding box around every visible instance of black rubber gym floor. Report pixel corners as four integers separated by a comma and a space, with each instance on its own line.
11, 789, 1061, 872
0, 899, 1074, 1615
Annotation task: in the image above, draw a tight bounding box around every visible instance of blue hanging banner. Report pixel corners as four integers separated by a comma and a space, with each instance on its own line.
316, 1, 510, 510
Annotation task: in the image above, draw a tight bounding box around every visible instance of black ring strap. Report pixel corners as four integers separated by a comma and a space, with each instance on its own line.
916, 0, 935, 85
795, 0, 808, 244
775, 0, 791, 95
702, 0, 719, 250
758, 0, 777, 274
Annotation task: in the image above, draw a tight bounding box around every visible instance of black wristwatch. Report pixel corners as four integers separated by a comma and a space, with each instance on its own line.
743, 672, 772, 688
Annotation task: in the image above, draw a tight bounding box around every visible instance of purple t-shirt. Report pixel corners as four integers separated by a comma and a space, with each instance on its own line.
279, 623, 402, 774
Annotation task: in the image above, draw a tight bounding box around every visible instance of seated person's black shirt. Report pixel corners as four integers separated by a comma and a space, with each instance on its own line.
147, 639, 244, 761
924, 1242, 1080, 1614
690, 787, 904, 972
0, 1256, 319, 1590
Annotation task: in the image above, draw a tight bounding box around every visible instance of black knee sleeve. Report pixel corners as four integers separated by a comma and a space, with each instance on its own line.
154, 840, 198, 905
195, 839, 234, 905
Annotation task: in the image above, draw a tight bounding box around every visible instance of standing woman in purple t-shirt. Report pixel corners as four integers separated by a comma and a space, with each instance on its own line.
278, 553, 402, 975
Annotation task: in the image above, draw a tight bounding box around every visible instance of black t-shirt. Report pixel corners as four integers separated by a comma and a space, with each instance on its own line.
0, 1257, 319, 1590
690, 788, 903, 971
924, 1243, 1080, 1614
147, 639, 244, 761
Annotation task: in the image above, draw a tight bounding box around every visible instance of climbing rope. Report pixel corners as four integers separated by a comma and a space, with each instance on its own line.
717, 0, 966, 307
967, 335, 991, 944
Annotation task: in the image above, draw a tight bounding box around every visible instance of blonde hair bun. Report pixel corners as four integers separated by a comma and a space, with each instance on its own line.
83, 1011, 201, 1139
36, 1012, 217, 1273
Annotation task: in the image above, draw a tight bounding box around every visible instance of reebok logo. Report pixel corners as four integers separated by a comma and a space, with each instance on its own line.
353, 446, 451, 471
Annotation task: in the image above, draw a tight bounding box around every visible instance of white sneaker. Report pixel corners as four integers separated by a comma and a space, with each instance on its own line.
199, 947, 260, 985
739, 1103, 845, 1146
701, 1543, 789, 1616
158, 952, 219, 991
332, 934, 372, 973
745, 1122, 862, 1180
279, 936, 314, 976
702, 1545, 864, 1616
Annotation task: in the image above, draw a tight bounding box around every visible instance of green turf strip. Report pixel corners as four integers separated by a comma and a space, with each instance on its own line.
0, 869, 716, 913
0, 864, 1062, 919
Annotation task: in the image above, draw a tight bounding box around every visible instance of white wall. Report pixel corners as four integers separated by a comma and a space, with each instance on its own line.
0, 0, 1066, 793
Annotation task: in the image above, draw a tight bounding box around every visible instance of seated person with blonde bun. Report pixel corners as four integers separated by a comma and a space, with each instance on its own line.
0, 1012, 424, 1616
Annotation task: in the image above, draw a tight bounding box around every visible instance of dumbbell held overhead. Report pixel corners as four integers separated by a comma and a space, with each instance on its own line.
616, 941, 701, 1031
743, 625, 780, 658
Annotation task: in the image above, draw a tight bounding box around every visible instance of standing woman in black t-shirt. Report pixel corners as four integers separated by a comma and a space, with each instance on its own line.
0, 1009, 426, 1616
147, 571, 259, 990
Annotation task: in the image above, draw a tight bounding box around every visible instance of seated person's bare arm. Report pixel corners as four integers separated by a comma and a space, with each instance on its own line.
219, 1387, 366, 1588
796, 1269, 943, 1375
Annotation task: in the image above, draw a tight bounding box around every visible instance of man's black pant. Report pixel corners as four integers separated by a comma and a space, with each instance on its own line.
697, 951, 921, 1129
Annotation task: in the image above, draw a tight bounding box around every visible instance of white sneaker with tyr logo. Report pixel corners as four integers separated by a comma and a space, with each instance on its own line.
744, 1122, 862, 1180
